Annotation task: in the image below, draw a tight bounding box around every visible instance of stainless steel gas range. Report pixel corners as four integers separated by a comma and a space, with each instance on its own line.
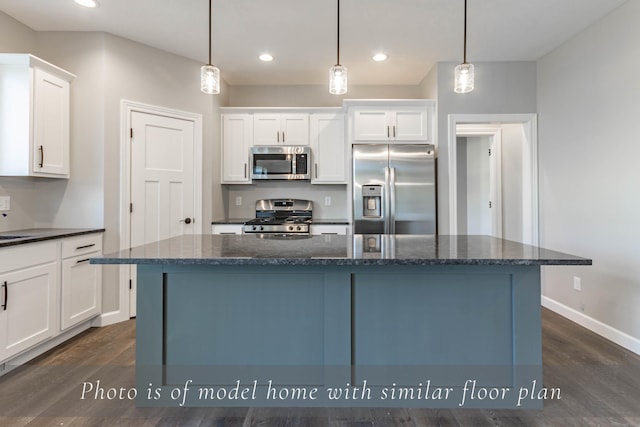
243, 199, 312, 235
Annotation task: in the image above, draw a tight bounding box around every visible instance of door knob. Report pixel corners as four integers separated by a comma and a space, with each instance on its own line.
181, 217, 193, 224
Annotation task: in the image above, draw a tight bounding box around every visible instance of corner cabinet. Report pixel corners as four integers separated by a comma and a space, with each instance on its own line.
310, 113, 347, 184
0, 54, 75, 178
221, 114, 252, 184
349, 101, 435, 143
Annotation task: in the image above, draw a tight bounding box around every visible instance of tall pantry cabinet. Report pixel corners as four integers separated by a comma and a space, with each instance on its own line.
0, 54, 75, 178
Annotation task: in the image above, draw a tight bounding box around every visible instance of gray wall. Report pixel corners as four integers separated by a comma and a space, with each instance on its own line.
537, 0, 640, 342
434, 61, 537, 234
228, 84, 422, 107
0, 12, 38, 232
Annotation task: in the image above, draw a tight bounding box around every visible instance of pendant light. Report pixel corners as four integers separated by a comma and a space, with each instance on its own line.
201, 0, 220, 94
454, 0, 474, 93
329, 0, 347, 95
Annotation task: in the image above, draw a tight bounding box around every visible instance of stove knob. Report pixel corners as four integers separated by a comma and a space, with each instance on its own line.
289, 225, 294, 231
296, 226, 301, 231
252, 225, 257, 231
260, 226, 264, 231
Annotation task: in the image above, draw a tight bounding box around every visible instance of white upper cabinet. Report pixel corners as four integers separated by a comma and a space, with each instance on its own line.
221, 114, 252, 184
253, 113, 309, 146
350, 101, 434, 143
310, 113, 346, 184
0, 54, 75, 178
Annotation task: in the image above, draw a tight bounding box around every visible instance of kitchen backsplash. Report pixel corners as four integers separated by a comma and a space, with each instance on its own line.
224, 182, 349, 219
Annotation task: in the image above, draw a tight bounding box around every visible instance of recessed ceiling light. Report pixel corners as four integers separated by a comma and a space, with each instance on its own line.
259, 53, 274, 62
74, 0, 100, 7
373, 53, 388, 62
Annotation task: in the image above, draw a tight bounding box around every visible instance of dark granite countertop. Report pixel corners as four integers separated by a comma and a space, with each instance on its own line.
311, 219, 350, 225
211, 219, 350, 225
211, 218, 249, 225
0, 228, 105, 248
91, 234, 591, 267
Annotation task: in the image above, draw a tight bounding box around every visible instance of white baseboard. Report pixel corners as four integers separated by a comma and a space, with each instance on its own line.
542, 296, 640, 356
92, 309, 130, 327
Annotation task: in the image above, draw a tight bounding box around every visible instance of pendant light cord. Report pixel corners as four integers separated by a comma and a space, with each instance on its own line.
463, 0, 467, 64
336, 0, 340, 66
208, 0, 212, 65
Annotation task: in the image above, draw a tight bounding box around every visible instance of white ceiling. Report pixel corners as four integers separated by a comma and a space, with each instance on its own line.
0, 0, 628, 86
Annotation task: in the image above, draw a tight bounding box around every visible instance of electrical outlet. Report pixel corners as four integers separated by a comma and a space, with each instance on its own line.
0, 196, 10, 211
235, 196, 242, 206
573, 276, 582, 291
324, 196, 332, 206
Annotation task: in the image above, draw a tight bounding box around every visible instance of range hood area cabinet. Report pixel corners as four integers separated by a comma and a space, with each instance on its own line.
220, 108, 347, 185
253, 113, 309, 146
349, 100, 435, 143
0, 54, 75, 178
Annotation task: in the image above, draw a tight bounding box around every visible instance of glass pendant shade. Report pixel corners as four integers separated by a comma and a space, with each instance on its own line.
201, 64, 220, 94
329, 64, 348, 95
454, 63, 474, 93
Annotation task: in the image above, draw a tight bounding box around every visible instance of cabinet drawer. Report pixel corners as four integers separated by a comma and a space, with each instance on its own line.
61, 234, 103, 259
0, 241, 57, 273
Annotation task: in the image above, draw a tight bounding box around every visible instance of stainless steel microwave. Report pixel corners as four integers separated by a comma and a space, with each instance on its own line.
250, 146, 311, 180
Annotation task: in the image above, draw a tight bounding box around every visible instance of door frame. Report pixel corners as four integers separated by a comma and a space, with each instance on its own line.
447, 114, 538, 245
456, 124, 503, 238
119, 100, 203, 318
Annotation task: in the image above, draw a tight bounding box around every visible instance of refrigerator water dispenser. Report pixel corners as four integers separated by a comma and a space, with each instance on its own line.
362, 185, 382, 217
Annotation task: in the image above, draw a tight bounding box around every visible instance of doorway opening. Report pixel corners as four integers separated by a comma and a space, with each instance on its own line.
447, 114, 538, 245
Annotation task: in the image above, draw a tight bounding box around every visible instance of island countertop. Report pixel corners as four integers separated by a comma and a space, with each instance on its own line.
91, 234, 591, 266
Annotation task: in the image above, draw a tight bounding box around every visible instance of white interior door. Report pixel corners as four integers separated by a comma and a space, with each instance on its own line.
465, 137, 491, 234
129, 111, 196, 316
456, 127, 503, 238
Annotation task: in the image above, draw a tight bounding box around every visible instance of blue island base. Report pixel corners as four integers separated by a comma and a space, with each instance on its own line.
135, 263, 544, 409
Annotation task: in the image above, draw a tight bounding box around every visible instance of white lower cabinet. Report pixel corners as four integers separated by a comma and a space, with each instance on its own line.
60, 234, 102, 331
212, 224, 244, 234
0, 243, 58, 362
0, 232, 103, 365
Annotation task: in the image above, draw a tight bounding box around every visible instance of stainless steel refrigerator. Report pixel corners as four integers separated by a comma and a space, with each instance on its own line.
353, 144, 436, 234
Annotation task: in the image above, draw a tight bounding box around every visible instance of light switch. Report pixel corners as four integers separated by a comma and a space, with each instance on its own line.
0, 196, 10, 211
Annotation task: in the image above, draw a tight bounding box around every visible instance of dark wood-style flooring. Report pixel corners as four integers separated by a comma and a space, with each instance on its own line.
1, 308, 639, 426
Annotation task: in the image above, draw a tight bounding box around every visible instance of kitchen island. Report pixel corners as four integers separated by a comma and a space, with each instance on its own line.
92, 234, 590, 409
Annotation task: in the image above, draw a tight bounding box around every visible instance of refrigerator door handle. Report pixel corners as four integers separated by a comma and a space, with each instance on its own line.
384, 166, 390, 233
389, 167, 396, 234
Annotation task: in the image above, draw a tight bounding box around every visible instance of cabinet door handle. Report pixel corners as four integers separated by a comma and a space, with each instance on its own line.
387, 126, 390, 138
76, 258, 91, 264
315, 163, 318, 179
76, 243, 96, 250
2, 281, 7, 311
393, 126, 396, 138
282, 131, 285, 143
39, 145, 44, 168
244, 163, 247, 179
277, 132, 280, 143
